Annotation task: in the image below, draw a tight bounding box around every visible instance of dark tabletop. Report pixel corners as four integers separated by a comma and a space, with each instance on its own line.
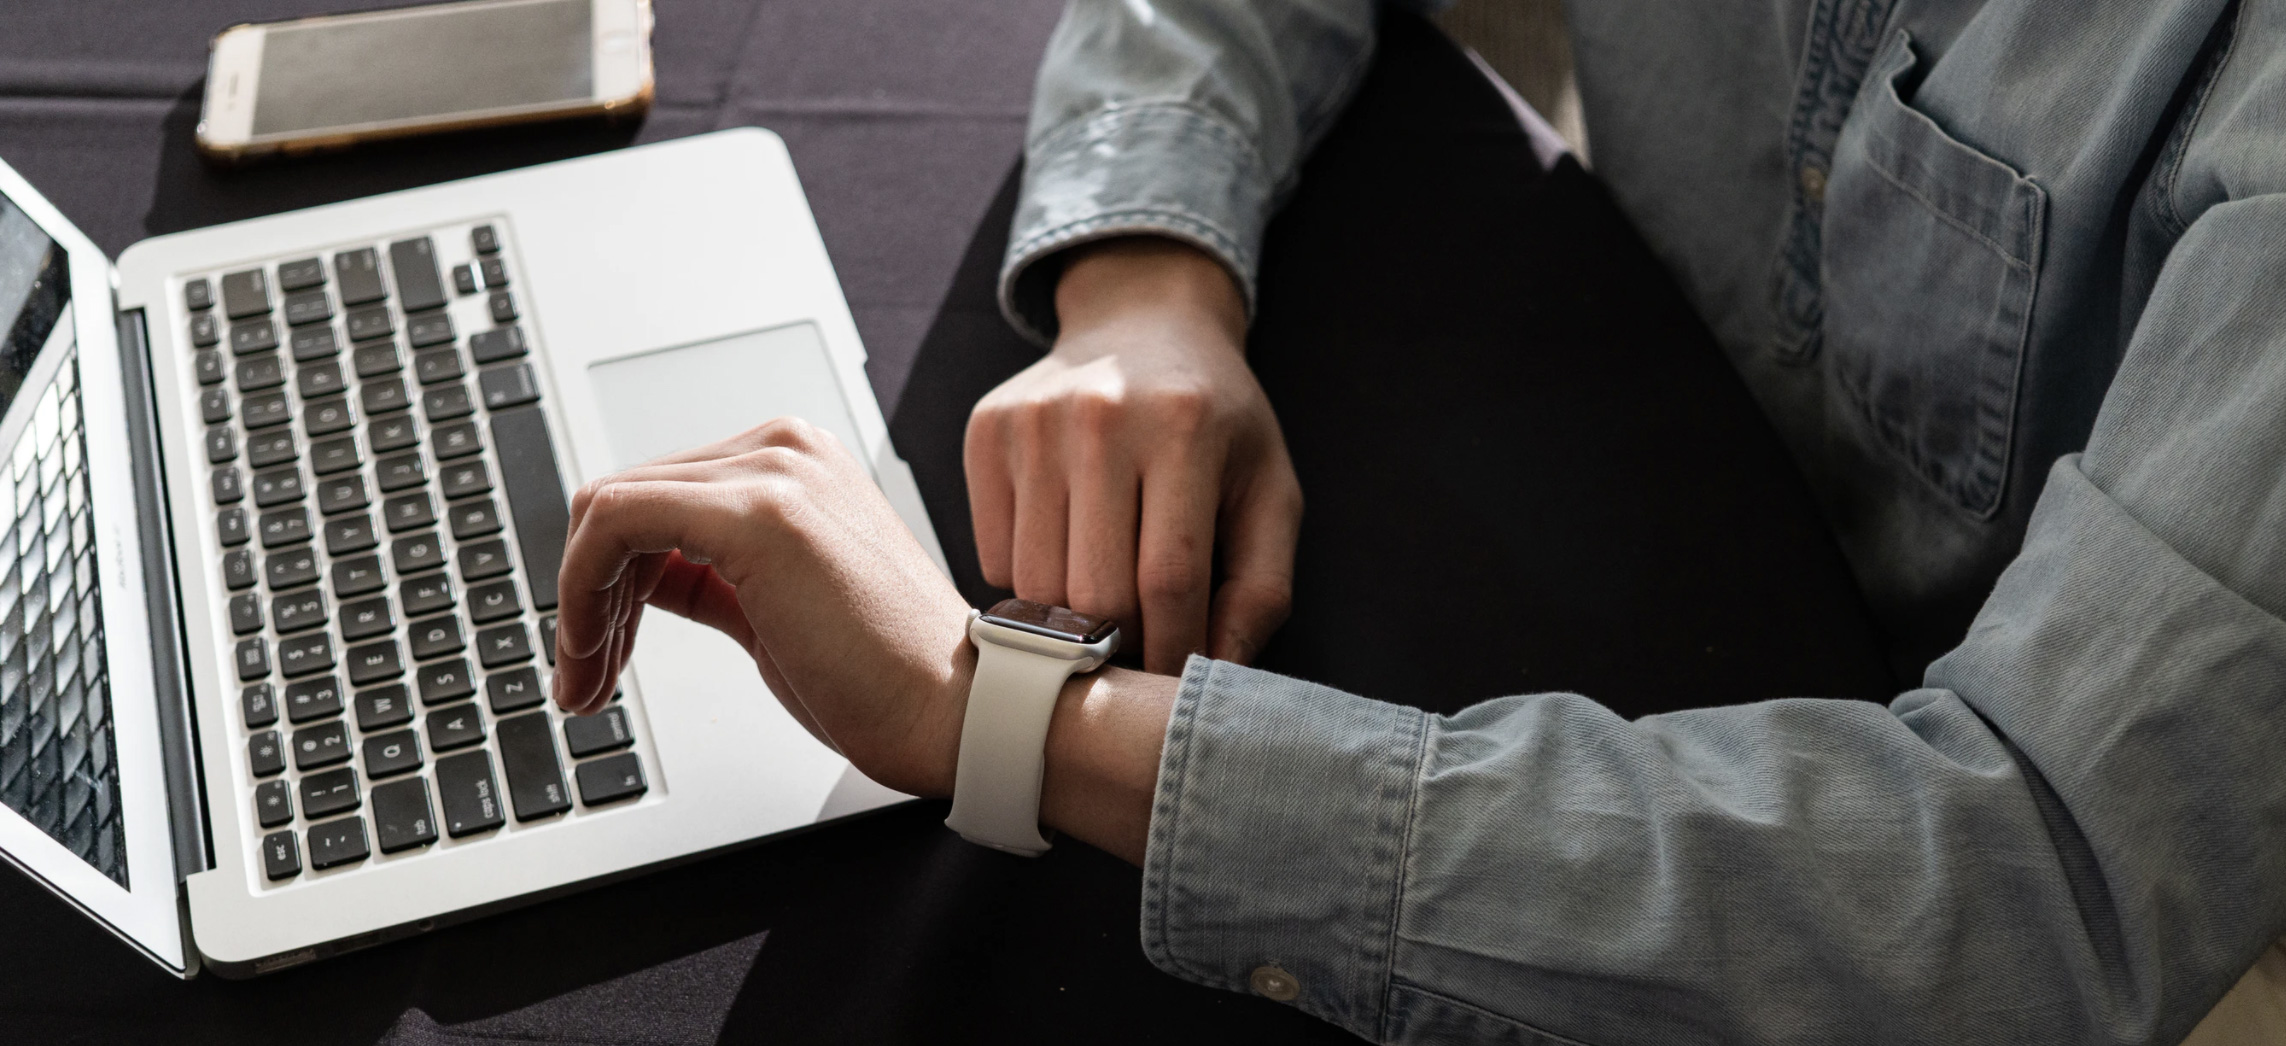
0, 3, 1895, 1042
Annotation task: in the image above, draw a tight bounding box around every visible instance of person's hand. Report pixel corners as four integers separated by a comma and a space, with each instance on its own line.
551, 418, 976, 797
966, 237, 1303, 673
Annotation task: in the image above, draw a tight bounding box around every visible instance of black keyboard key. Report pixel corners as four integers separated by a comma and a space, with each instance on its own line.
185, 277, 214, 311
383, 492, 435, 532
479, 255, 509, 289
307, 816, 369, 870
369, 414, 419, 452
266, 546, 321, 589
478, 364, 540, 410
217, 506, 250, 547
408, 312, 455, 348
229, 319, 278, 356
496, 712, 570, 821
278, 257, 326, 291
221, 268, 270, 319
409, 615, 465, 660
332, 556, 387, 599
325, 512, 377, 555
362, 378, 411, 415
204, 427, 237, 464
390, 238, 449, 313
296, 359, 347, 399
471, 225, 500, 254
417, 657, 476, 706
468, 579, 520, 623
436, 751, 505, 837
362, 728, 423, 778
212, 467, 244, 505
298, 768, 359, 819
577, 753, 647, 807
292, 720, 352, 770
426, 704, 485, 751
242, 682, 278, 727
200, 386, 232, 424
248, 730, 285, 777
235, 636, 270, 681
234, 353, 283, 392
457, 539, 511, 582
354, 683, 413, 731
345, 305, 394, 342
539, 615, 556, 665
563, 707, 634, 757
431, 421, 481, 461
222, 548, 256, 590
270, 587, 325, 632
339, 653, 412, 707
490, 408, 570, 609
189, 312, 220, 347
487, 667, 544, 713
310, 436, 360, 475
283, 289, 332, 326
468, 326, 526, 364
371, 777, 438, 853
452, 263, 479, 296
228, 593, 262, 635
340, 596, 395, 641
260, 829, 300, 880
423, 383, 473, 421
276, 632, 334, 678
252, 466, 305, 508
258, 507, 310, 549
439, 460, 491, 500
449, 497, 502, 540
335, 248, 385, 305
290, 325, 339, 362
242, 391, 291, 428
304, 396, 355, 436
393, 533, 446, 574
487, 290, 518, 324
376, 452, 426, 492
248, 430, 297, 469
316, 474, 371, 515
475, 623, 532, 668
352, 340, 402, 378
414, 347, 465, 385
401, 573, 455, 615
255, 779, 293, 828
194, 349, 225, 385
284, 676, 344, 723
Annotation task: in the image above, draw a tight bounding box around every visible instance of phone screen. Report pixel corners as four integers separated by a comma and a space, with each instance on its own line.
253, 0, 594, 136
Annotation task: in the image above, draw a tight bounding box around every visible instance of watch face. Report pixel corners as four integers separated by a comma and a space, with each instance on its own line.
981, 598, 1118, 645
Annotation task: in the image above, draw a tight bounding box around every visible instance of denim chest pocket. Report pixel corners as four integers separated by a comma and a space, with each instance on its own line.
1819, 29, 2047, 517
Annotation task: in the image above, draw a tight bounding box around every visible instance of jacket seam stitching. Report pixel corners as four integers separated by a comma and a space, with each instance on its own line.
1375, 711, 1432, 1042
2158, 0, 2246, 238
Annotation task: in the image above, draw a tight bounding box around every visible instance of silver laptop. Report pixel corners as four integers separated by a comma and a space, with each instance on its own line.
0, 127, 944, 977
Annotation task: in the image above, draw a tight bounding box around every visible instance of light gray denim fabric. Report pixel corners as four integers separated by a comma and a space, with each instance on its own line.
1007, 0, 2286, 1043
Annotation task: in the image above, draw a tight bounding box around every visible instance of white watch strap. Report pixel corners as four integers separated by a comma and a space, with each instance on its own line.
944, 639, 1086, 856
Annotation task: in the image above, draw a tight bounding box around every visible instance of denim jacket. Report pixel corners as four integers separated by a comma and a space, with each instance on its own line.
1002, 1, 2286, 1043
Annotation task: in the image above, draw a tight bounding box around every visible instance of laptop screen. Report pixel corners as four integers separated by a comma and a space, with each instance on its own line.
0, 191, 129, 888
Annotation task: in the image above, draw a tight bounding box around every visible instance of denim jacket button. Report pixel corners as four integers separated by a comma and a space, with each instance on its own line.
1799, 164, 1828, 204
1249, 965, 1300, 1001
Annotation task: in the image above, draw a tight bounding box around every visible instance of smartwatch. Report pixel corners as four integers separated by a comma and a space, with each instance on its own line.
945, 598, 1120, 856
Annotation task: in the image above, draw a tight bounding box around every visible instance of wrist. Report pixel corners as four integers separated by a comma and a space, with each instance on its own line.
1039, 667, 1178, 865
1053, 237, 1246, 350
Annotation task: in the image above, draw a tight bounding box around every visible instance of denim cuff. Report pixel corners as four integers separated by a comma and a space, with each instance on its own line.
1142, 656, 1430, 1038
999, 103, 1273, 346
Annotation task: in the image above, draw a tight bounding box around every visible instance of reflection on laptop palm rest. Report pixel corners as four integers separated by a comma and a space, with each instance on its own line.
586, 322, 866, 472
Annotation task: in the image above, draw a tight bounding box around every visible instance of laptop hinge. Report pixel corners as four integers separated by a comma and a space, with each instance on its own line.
115, 305, 214, 880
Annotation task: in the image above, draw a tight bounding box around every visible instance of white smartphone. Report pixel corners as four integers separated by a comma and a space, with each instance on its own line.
197, 0, 653, 164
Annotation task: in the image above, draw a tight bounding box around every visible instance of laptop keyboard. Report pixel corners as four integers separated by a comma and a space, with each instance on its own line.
182, 222, 651, 883
0, 354, 129, 887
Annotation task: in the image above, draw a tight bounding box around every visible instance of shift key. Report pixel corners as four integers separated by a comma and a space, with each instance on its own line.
495, 712, 570, 821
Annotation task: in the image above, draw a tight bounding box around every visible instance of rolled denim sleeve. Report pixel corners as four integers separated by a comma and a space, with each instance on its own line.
999, 0, 1397, 344
1141, 200, 2286, 1046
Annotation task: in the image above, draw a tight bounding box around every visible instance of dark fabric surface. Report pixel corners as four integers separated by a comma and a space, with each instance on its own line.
0, 3, 1890, 1043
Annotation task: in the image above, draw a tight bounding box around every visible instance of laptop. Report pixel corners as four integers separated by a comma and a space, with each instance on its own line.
0, 127, 945, 977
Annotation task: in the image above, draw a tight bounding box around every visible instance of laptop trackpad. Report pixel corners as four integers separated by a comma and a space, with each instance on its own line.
586, 321, 867, 473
